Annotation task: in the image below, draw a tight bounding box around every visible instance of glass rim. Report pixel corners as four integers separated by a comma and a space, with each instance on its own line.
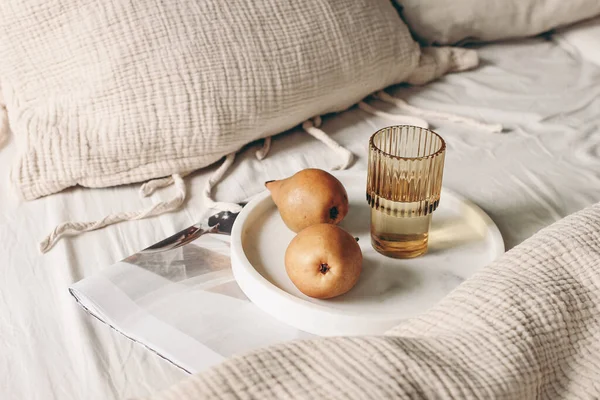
369, 125, 446, 161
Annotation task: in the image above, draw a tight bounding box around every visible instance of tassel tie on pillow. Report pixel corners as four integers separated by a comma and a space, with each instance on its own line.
39, 155, 244, 254
364, 91, 503, 133
39, 93, 502, 253
39, 174, 189, 253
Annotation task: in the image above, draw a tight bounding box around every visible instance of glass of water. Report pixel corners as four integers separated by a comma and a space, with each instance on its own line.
367, 125, 446, 258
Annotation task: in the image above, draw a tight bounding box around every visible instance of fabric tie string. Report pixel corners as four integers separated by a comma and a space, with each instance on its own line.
302, 116, 354, 170
139, 172, 192, 197
39, 174, 187, 253
140, 137, 273, 199
40, 152, 245, 253
201, 153, 243, 213
374, 91, 503, 133
358, 101, 430, 128
255, 137, 272, 161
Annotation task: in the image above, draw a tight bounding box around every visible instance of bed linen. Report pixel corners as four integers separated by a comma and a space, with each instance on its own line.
554, 17, 600, 67
1, 36, 600, 399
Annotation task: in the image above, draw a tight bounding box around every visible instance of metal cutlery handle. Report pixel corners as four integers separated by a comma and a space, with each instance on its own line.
140, 209, 243, 254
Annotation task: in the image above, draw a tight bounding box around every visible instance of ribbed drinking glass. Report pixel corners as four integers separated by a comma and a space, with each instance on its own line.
367, 126, 446, 258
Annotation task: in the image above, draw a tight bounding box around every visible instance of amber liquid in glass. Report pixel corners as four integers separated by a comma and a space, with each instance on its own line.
367, 125, 445, 259
370, 200, 432, 259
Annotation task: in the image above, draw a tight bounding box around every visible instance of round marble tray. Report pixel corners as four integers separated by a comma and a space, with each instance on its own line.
230, 171, 504, 336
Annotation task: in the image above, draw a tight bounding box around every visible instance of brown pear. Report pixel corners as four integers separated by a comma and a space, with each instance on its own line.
285, 224, 362, 299
266, 169, 349, 232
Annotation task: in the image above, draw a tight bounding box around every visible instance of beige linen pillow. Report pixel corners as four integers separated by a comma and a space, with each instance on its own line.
0, 0, 435, 200
394, 0, 600, 45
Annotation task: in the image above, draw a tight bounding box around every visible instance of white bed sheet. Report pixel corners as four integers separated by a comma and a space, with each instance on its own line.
1, 36, 600, 399
555, 17, 600, 67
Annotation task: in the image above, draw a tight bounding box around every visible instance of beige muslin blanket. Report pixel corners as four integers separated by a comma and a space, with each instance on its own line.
149, 203, 600, 399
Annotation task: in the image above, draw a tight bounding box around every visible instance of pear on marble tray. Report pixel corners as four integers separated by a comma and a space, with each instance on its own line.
265, 168, 349, 233
285, 223, 362, 299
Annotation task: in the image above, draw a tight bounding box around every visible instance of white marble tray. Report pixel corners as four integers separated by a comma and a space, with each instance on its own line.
231, 171, 504, 336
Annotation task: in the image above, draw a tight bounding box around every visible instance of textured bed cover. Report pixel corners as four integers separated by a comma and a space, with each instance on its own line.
1, 36, 599, 399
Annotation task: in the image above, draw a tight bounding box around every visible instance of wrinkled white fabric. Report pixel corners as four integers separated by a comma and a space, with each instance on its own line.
554, 16, 600, 67
1, 36, 600, 399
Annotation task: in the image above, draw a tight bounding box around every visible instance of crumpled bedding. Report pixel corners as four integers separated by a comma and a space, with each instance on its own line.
1, 33, 600, 399
148, 201, 600, 399
554, 17, 600, 67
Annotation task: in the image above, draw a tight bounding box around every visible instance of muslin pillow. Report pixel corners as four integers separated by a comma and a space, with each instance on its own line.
394, 0, 600, 45
0, 0, 434, 200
